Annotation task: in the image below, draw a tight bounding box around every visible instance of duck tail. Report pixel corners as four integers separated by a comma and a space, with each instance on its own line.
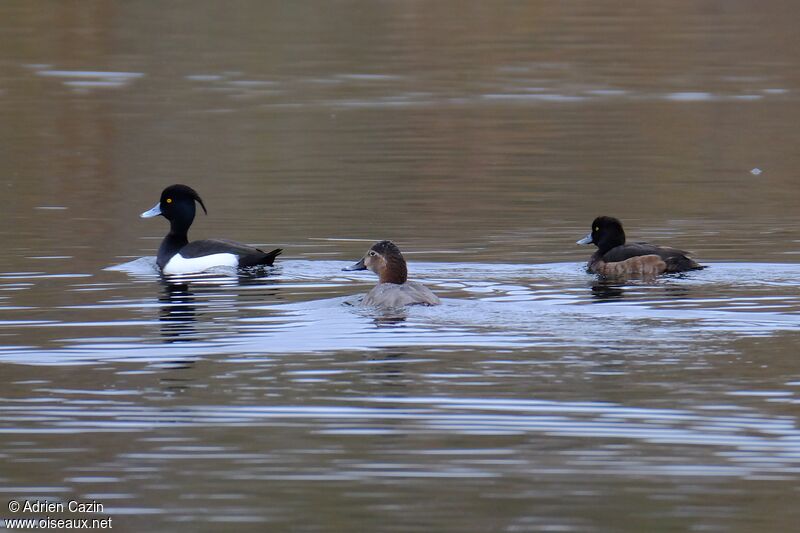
260, 248, 283, 266
665, 255, 706, 272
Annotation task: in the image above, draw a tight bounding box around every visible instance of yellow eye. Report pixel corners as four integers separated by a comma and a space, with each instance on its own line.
594, 227, 599, 231
166, 198, 172, 204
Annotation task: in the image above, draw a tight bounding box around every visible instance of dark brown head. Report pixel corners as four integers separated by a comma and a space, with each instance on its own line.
343, 240, 408, 284
577, 216, 626, 255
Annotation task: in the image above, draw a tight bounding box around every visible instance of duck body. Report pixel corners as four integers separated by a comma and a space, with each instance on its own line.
156, 237, 281, 275
589, 242, 701, 275
142, 184, 282, 275
344, 240, 440, 308
578, 216, 703, 277
363, 281, 440, 307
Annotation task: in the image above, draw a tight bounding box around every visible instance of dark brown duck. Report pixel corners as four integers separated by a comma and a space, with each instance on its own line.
577, 216, 704, 277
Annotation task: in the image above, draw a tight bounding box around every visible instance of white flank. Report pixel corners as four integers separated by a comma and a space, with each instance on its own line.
162, 253, 239, 275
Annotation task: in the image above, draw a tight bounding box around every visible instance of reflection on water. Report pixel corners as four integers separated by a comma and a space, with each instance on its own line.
0, 259, 790, 363
590, 282, 626, 301
3, 0, 800, 531
2, 264, 800, 531
159, 283, 196, 343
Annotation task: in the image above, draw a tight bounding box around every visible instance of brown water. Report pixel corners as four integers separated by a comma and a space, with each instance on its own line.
2, 2, 800, 531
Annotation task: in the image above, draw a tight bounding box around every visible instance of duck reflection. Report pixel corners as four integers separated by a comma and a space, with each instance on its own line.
364, 350, 408, 390
591, 281, 626, 301
372, 308, 408, 327
157, 271, 283, 343
159, 374, 196, 393
158, 282, 197, 342
590, 279, 694, 302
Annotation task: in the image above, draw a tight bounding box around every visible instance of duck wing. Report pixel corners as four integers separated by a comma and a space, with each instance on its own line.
362, 282, 440, 308
180, 239, 282, 267
602, 242, 702, 272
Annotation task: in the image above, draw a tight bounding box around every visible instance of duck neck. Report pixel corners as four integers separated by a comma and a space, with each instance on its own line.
587, 250, 604, 271
379, 257, 408, 284
168, 217, 192, 239
157, 232, 188, 269
156, 216, 192, 269
597, 231, 625, 255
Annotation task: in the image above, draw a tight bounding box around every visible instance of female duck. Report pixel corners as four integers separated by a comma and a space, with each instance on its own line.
343, 240, 440, 307
141, 184, 282, 275
577, 216, 704, 276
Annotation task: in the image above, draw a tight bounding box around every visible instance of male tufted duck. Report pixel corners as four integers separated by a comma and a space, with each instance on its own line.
141, 184, 282, 275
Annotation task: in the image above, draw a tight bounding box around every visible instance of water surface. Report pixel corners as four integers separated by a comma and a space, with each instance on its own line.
1, 2, 800, 531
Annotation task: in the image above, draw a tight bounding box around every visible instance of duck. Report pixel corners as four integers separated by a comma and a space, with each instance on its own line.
576, 216, 704, 276
141, 184, 282, 275
343, 240, 440, 307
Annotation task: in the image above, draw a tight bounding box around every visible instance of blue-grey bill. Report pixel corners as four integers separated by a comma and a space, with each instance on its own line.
342, 258, 367, 271
576, 233, 593, 245
140, 202, 162, 218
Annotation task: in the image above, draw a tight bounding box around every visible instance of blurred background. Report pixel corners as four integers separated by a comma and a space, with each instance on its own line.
2, 0, 800, 266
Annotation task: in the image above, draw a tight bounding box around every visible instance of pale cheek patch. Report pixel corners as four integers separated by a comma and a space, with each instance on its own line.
365, 256, 384, 275
162, 253, 239, 275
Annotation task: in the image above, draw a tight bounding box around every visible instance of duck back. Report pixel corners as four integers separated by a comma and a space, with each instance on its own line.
180, 239, 282, 267
599, 242, 702, 273
363, 282, 440, 308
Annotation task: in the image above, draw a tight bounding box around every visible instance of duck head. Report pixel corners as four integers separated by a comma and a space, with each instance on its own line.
576, 216, 626, 254
344, 240, 408, 284
141, 184, 207, 231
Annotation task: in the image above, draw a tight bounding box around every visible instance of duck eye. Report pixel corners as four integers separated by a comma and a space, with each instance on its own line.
166, 198, 173, 204
369, 251, 376, 256
594, 226, 599, 232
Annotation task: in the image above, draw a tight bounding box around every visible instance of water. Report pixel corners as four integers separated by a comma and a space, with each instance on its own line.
2, 1, 800, 531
